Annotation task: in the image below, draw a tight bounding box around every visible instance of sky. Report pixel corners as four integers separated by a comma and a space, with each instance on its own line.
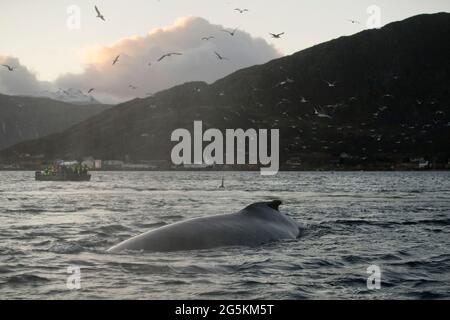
0, 0, 449, 102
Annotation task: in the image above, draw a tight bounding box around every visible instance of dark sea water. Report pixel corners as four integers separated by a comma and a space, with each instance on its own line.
0, 171, 449, 300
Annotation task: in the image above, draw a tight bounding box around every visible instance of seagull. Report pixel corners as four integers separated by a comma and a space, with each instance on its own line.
275, 78, 294, 88
270, 32, 285, 39
158, 52, 183, 62
347, 19, 360, 24
88, 88, 95, 94
2, 64, 15, 71
202, 36, 215, 41
129, 85, 137, 90
95, 5, 105, 21
112, 55, 120, 65
276, 98, 292, 107
214, 52, 229, 60
314, 107, 333, 119
324, 80, 338, 87
300, 96, 309, 103
234, 8, 249, 14
222, 27, 239, 36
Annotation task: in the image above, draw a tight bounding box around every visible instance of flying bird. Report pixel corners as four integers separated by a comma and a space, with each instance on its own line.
270, 32, 285, 39
214, 52, 229, 60
324, 80, 338, 87
347, 19, 360, 24
202, 36, 215, 41
129, 85, 137, 90
276, 98, 292, 107
275, 78, 295, 87
95, 6, 105, 21
234, 8, 249, 14
222, 27, 239, 36
88, 88, 95, 94
112, 55, 120, 65
2, 64, 15, 71
314, 107, 333, 119
157, 52, 183, 62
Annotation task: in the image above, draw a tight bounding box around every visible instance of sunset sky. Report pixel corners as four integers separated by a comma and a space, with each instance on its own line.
1, 0, 449, 102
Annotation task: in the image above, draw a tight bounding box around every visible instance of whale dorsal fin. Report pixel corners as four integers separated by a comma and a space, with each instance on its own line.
267, 200, 282, 211
243, 200, 282, 215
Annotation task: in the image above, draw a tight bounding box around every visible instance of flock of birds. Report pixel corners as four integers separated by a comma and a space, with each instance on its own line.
2, 4, 448, 159
0, 4, 369, 99
87, 5, 291, 96
1, 5, 290, 97
268, 73, 448, 156
138, 51, 447, 161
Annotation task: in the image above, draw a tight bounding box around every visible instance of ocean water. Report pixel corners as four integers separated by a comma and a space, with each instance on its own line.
0, 171, 449, 300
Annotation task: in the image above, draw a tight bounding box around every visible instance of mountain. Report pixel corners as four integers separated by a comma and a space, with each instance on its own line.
0, 94, 110, 150
1, 13, 449, 169
34, 88, 101, 105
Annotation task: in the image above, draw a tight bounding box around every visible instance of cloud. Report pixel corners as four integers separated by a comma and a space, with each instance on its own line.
56, 16, 281, 103
0, 56, 53, 96
1, 17, 281, 103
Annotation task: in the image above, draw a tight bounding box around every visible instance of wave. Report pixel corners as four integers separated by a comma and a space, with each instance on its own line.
329, 218, 450, 228
47, 242, 84, 254
2, 274, 51, 286
5, 208, 46, 214
95, 224, 131, 233
108, 262, 176, 275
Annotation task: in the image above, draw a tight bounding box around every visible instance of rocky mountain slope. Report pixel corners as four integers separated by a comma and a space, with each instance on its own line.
0, 94, 110, 150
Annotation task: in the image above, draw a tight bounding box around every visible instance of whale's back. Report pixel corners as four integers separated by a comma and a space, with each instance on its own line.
107, 201, 300, 253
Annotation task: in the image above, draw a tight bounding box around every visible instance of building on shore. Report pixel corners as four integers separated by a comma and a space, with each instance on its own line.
102, 160, 125, 170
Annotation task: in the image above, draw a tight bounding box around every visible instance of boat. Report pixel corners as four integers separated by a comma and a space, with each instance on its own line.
35, 163, 91, 181
35, 171, 91, 181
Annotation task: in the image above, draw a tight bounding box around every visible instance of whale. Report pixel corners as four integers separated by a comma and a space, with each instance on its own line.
107, 200, 302, 253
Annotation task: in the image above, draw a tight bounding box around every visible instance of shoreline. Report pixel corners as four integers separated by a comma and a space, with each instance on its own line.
1, 168, 449, 173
